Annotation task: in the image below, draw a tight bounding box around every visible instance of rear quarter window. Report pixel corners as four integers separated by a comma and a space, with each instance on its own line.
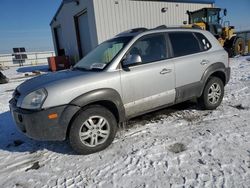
194, 32, 212, 51
169, 32, 202, 57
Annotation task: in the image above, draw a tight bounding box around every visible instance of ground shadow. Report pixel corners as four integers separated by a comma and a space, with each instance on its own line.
17, 65, 49, 73
123, 100, 199, 128
0, 111, 73, 155
0, 101, 198, 154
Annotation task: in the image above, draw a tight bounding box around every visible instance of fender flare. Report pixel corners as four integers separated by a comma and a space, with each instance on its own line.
199, 62, 227, 96
70, 88, 126, 122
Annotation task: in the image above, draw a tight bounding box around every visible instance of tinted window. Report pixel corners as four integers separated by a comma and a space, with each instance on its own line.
127, 34, 167, 65
169, 32, 202, 57
195, 33, 212, 51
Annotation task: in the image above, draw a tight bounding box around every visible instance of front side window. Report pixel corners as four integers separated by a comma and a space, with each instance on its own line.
169, 32, 202, 57
74, 36, 132, 71
125, 34, 167, 65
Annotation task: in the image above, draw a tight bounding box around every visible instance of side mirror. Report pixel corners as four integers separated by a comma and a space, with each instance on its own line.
224, 9, 227, 16
123, 54, 142, 67
183, 21, 187, 25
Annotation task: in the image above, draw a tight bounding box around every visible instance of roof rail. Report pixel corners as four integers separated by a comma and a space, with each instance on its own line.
116, 25, 202, 37
116, 27, 148, 36
150, 25, 203, 31
154, 25, 168, 30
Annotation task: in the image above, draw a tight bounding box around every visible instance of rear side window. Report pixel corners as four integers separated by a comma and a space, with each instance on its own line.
169, 32, 202, 57
195, 33, 212, 51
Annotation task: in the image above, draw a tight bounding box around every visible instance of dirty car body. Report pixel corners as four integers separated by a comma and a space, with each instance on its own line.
10, 27, 230, 154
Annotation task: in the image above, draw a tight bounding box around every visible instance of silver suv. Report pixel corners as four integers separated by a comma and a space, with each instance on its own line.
10, 27, 230, 154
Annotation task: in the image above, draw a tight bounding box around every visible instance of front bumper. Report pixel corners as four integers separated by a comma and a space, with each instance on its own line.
9, 99, 80, 141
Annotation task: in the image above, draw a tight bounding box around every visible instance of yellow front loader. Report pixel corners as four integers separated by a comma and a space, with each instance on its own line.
186, 8, 245, 57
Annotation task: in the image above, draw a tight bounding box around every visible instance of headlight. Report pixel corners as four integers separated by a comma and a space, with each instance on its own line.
21, 88, 47, 110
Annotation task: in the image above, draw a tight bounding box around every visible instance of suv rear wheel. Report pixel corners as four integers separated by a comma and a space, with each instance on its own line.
69, 105, 117, 155
198, 77, 224, 110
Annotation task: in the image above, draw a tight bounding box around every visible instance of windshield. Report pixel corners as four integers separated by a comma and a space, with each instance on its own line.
190, 9, 220, 24
190, 11, 205, 24
74, 36, 133, 71
207, 10, 220, 24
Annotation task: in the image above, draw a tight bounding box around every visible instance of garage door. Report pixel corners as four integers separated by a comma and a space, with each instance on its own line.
54, 26, 65, 56
76, 11, 92, 59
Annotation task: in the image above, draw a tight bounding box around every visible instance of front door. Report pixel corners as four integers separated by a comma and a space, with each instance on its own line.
120, 33, 176, 117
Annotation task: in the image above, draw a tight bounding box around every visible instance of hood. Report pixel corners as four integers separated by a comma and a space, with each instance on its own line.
17, 69, 92, 95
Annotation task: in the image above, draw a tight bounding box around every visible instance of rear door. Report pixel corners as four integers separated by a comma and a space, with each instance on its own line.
120, 33, 176, 117
168, 31, 213, 101
168, 32, 213, 87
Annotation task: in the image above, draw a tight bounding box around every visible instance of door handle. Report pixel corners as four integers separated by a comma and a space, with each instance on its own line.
200, 60, 210, 65
160, 68, 172, 74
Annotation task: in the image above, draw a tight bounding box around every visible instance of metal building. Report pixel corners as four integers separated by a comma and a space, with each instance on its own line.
50, 0, 214, 63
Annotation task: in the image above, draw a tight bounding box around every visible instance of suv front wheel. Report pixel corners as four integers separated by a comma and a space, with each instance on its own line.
69, 105, 117, 155
198, 77, 224, 110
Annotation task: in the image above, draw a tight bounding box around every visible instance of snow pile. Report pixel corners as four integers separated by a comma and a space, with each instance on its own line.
0, 60, 249, 187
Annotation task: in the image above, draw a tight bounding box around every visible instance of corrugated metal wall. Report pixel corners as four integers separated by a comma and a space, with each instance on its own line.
93, 0, 212, 43
51, 0, 212, 60
50, 0, 97, 60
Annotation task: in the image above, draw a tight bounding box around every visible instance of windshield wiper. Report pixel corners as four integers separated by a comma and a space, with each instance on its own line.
90, 68, 104, 71
72, 67, 90, 71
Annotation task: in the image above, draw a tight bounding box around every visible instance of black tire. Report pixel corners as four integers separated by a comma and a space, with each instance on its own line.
234, 37, 245, 56
0, 78, 8, 84
69, 105, 117, 155
0, 71, 8, 84
198, 77, 224, 110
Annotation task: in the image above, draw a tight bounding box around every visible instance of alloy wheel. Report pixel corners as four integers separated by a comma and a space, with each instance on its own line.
79, 116, 110, 147
208, 83, 221, 105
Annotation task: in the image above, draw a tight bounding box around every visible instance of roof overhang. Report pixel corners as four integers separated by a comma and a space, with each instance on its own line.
50, 0, 215, 26
133, 0, 215, 3
50, 2, 64, 26
63, 0, 79, 4
50, 0, 80, 26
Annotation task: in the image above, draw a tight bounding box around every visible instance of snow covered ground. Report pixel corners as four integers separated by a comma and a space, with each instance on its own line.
0, 59, 250, 188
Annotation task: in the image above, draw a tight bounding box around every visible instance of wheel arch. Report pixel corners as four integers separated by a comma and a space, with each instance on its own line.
70, 88, 125, 121
209, 71, 226, 85
199, 62, 227, 97
65, 88, 126, 138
